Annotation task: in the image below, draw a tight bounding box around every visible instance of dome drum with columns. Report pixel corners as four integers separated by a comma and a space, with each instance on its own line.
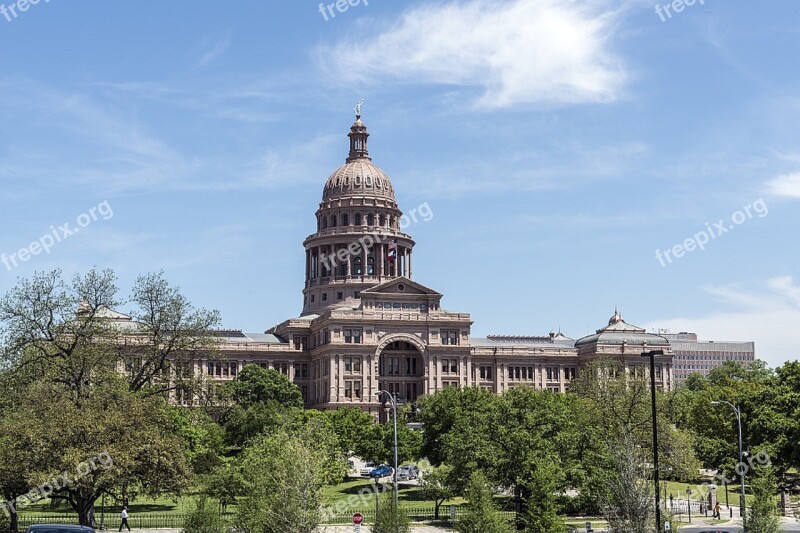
163, 110, 679, 416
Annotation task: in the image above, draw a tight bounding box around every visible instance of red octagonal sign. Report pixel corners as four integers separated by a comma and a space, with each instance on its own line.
352, 513, 364, 525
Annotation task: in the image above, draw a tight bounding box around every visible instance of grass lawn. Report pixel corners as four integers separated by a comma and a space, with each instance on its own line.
321, 476, 465, 510
19, 494, 203, 517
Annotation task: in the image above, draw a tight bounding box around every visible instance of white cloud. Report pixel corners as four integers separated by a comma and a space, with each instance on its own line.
318, 0, 628, 109
644, 277, 800, 368
766, 171, 800, 198
195, 36, 231, 69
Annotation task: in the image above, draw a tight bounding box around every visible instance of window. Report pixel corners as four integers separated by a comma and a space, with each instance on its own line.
344, 328, 363, 344
441, 359, 459, 374
441, 330, 459, 345
294, 335, 308, 351
343, 214, 349, 226
355, 213, 362, 225
331, 215, 337, 227
337, 292, 343, 300
344, 380, 362, 399
379, 214, 386, 226
322, 293, 328, 301
367, 257, 375, 275
479, 366, 493, 380
367, 214, 375, 226
383, 356, 400, 376
354, 258, 363, 275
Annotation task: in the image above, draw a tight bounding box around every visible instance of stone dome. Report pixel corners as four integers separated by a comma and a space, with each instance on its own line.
322, 159, 396, 201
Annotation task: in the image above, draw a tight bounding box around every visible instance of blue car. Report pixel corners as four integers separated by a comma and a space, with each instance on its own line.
369, 465, 394, 478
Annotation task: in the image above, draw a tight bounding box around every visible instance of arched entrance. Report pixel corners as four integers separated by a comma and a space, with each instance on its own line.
376, 335, 427, 410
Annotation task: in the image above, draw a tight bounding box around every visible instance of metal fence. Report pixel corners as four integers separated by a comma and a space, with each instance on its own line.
16, 514, 191, 530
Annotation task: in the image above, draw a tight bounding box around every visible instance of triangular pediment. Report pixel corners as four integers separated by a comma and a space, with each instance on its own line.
361, 277, 442, 297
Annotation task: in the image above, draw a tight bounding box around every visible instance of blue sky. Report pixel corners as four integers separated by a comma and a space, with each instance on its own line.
0, 0, 798, 367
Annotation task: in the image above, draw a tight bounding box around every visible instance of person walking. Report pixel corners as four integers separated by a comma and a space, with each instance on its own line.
714, 501, 722, 519
119, 507, 131, 532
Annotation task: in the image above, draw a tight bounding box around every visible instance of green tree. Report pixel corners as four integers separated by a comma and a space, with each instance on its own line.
372, 499, 411, 533
201, 460, 245, 514
170, 407, 225, 475
226, 364, 303, 409
419, 465, 455, 520
747, 467, 780, 533
0, 380, 191, 526
235, 429, 330, 533
523, 460, 565, 533
183, 497, 229, 533
417, 387, 505, 488
0, 269, 220, 398
455, 471, 512, 533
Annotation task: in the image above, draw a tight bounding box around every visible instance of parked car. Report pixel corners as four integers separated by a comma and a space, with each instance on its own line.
25, 526, 95, 533
369, 464, 394, 478
359, 462, 376, 476
397, 464, 420, 480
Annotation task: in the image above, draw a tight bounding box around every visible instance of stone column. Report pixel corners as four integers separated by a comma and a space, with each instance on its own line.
378, 243, 384, 280
329, 357, 336, 404
559, 364, 565, 393
361, 354, 368, 402
409, 250, 413, 279
362, 243, 368, 281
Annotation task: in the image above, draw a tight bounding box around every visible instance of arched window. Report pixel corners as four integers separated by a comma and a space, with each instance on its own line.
367, 257, 375, 275
354, 257, 363, 275
379, 214, 386, 227
322, 217, 328, 229
343, 214, 349, 226
331, 215, 337, 227
367, 214, 375, 226
355, 213, 362, 226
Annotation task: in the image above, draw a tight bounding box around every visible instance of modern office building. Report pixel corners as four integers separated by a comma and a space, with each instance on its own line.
661, 332, 756, 384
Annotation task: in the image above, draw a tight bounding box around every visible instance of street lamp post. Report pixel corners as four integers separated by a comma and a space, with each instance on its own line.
724, 479, 731, 517
377, 390, 399, 510
642, 349, 665, 533
711, 400, 745, 531
687, 488, 692, 523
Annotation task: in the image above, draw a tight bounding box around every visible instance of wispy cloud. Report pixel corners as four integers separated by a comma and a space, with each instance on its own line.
644, 277, 800, 367
317, 0, 628, 109
766, 171, 800, 198
194, 34, 232, 69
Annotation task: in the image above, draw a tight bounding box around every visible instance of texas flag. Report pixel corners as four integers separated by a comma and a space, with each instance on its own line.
387, 239, 397, 262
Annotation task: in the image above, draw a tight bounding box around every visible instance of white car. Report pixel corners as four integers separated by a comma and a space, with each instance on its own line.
397, 464, 420, 481
359, 462, 376, 476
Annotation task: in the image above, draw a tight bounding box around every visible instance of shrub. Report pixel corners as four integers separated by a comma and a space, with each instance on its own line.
183, 498, 228, 533
371, 498, 411, 533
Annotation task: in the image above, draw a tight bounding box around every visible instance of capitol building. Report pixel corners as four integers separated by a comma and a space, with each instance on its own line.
189, 111, 703, 416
